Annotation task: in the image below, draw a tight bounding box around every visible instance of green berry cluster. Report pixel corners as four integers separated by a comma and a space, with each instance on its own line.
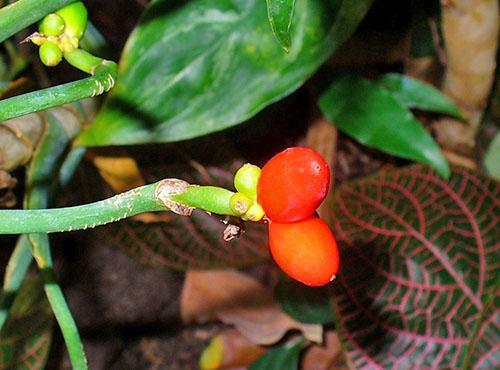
229, 164, 265, 222
32, 2, 88, 67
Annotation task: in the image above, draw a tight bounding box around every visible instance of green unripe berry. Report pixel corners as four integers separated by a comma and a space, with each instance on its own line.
39, 41, 63, 67
39, 13, 65, 37
242, 203, 265, 222
56, 1, 88, 39
234, 164, 261, 200
229, 192, 252, 216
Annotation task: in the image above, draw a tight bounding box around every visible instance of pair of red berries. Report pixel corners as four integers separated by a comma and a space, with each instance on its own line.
256, 147, 340, 286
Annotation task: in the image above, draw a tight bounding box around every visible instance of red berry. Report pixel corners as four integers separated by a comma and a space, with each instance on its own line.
268, 216, 339, 286
257, 147, 330, 223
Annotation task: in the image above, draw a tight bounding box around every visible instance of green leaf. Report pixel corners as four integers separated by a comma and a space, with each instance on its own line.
77, 0, 373, 146
249, 339, 303, 370
483, 131, 500, 180
379, 73, 464, 119
275, 277, 334, 324
0, 277, 53, 370
266, 0, 296, 52
319, 73, 450, 178
332, 164, 499, 368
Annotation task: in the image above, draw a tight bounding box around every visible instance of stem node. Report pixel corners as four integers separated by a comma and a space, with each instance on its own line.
155, 179, 194, 216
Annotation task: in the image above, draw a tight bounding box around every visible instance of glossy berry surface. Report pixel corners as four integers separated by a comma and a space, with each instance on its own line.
257, 147, 330, 223
268, 216, 339, 286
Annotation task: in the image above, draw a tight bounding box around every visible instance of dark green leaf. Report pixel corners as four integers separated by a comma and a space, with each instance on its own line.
266, 0, 296, 52
0, 277, 53, 370
249, 339, 303, 370
77, 0, 373, 146
275, 277, 334, 324
379, 73, 464, 119
332, 164, 499, 368
319, 73, 450, 178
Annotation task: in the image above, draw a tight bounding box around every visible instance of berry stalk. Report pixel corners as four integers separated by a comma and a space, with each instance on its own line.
0, 180, 240, 234
0, 60, 117, 121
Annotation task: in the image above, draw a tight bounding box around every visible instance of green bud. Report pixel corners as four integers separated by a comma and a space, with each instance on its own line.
234, 164, 261, 200
242, 203, 265, 222
39, 41, 63, 67
229, 192, 252, 216
39, 13, 65, 37
56, 1, 88, 39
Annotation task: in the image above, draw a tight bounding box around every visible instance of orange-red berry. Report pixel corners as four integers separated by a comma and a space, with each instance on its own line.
268, 216, 339, 286
257, 147, 330, 223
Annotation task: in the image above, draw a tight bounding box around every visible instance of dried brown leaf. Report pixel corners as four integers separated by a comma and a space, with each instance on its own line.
181, 270, 322, 345
209, 328, 266, 369
301, 331, 345, 370
89, 149, 146, 192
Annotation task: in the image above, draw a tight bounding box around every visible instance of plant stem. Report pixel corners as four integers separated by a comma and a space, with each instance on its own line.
0, 182, 163, 234
171, 186, 237, 216
64, 48, 104, 74
0, 60, 117, 122
0, 181, 239, 234
0, 236, 33, 330
25, 114, 88, 369
31, 234, 88, 370
0, 0, 75, 43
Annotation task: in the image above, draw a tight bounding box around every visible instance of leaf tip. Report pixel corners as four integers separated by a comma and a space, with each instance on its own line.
434, 160, 451, 180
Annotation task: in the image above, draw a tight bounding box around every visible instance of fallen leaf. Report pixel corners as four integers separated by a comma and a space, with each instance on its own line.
181, 270, 322, 345
89, 149, 146, 192
301, 331, 345, 370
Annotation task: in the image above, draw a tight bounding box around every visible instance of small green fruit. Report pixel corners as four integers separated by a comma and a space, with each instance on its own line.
39, 13, 65, 37
229, 192, 252, 216
56, 1, 88, 39
243, 203, 265, 222
234, 164, 261, 200
39, 41, 62, 67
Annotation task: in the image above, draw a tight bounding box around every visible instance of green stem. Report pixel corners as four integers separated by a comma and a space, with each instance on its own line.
0, 60, 117, 122
31, 234, 88, 370
24, 114, 87, 369
0, 0, 75, 43
0, 236, 33, 330
64, 49, 104, 74
172, 186, 237, 216
0, 182, 239, 234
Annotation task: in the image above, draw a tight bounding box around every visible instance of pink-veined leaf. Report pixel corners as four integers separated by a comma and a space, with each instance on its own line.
332, 164, 499, 369
0, 277, 53, 370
